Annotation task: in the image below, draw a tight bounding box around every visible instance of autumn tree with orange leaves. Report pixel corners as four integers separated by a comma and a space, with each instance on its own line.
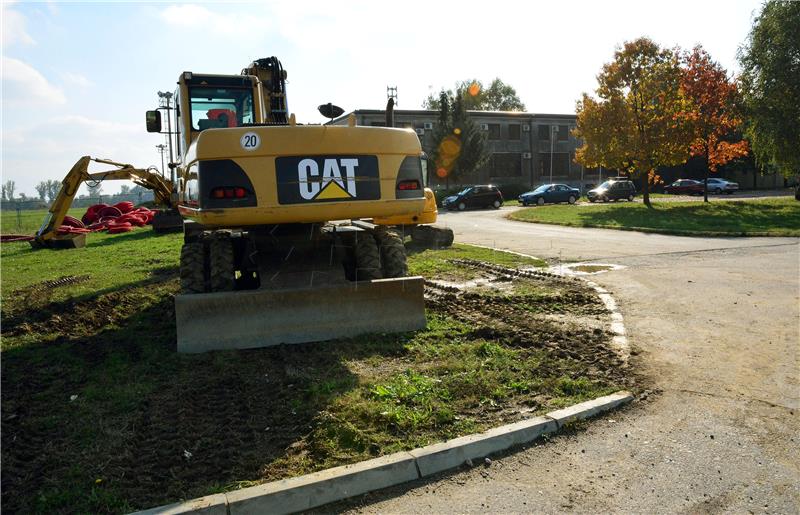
681, 46, 749, 202
575, 38, 694, 208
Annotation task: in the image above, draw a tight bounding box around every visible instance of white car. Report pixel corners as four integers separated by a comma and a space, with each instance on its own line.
706, 178, 739, 194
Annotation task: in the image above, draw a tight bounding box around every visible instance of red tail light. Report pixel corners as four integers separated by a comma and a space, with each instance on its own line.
398, 180, 420, 191
210, 187, 249, 199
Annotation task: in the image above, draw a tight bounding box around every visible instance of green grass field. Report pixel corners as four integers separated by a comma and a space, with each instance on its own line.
508, 197, 800, 236
0, 215, 622, 512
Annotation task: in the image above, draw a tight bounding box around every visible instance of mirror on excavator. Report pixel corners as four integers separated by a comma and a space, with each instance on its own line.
146, 110, 162, 133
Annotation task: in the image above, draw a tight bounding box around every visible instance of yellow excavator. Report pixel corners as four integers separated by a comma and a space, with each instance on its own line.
31, 157, 181, 249
34, 56, 452, 351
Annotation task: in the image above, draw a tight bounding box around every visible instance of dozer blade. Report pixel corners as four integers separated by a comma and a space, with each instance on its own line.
174, 276, 426, 353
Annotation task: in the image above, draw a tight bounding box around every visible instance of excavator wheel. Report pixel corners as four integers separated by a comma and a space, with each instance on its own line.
180, 242, 206, 294
209, 234, 235, 292
376, 230, 408, 278
354, 231, 382, 281
410, 225, 454, 248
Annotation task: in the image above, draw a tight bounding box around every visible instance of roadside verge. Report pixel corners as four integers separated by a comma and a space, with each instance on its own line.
133, 391, 633, 515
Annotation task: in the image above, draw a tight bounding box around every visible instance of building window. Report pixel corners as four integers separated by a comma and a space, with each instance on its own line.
508, 124, 521, 140
493, 153, 522, 177
488, 123, 501, 140
539, 152, 570, 177
370, 122, 385, 127
538, 124, 550, 141
558, 125, 569, 141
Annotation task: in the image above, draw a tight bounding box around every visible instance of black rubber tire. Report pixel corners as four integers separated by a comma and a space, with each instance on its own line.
568, 195, 576, 204
354, 232, 382, 281
537, 197, 545, 206
492, 199, 502, 209
180, 242, 206, 294
410, 225, 454, 248
377, 231, 408, 278
209, 236, 235, 292
628, 194, 634, 202
457, 202, 466, 211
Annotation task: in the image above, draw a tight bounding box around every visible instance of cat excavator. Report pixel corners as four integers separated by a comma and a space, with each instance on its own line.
36, 56, 453, 352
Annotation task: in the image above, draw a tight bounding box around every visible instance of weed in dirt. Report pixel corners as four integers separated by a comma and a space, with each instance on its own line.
1, 237, 630, 512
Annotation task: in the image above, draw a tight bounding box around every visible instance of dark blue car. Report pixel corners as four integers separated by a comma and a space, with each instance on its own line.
519, 184, 580, 206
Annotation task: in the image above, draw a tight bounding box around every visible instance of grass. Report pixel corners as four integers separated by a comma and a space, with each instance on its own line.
508, 197, 800, 236
1, 211, 618, 513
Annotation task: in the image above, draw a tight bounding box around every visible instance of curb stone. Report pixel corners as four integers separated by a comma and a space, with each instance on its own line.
131, 392, 633, 515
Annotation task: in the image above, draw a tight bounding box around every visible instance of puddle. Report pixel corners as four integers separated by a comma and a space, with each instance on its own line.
548, 263, 625, 276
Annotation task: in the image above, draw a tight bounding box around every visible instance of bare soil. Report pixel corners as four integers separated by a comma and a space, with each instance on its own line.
1, 259, 632, 513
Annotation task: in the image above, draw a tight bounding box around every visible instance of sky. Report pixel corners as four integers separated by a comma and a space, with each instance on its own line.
1, 0, 764, 197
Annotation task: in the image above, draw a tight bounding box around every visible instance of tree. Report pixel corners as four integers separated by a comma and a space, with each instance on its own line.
423, 78, 526, 111
574, 38, 694, 208
428, 90, 490, 187
738, 0, 800, 180
35, 181, 48, 201
2, 180, 16, 201
87, 182, 102, 197
681, 46, 750, 202
119, 184, 131, 195
46, 180, 61, 202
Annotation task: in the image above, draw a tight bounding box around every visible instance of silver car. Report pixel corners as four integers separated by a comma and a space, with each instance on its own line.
706, 178, 739, 194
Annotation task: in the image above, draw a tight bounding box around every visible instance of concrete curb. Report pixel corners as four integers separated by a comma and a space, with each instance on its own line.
131, 391, 633, 515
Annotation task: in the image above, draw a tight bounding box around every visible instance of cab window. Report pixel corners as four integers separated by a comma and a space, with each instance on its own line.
189, 87, 254, 131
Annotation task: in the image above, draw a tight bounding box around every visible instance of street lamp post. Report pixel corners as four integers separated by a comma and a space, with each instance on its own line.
155, 144, 167, 177
549, 125, 558, 184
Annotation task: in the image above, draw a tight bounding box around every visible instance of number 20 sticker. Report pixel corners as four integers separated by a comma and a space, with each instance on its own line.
240, 132, 260, 151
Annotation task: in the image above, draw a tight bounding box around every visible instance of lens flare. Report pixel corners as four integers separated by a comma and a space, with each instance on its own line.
436, 167, 448, 178
468, 82, 480, 97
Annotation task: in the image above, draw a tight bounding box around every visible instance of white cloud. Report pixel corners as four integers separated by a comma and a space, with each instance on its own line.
61, 72, 93, 87
159, 4, 271, 36
1, 1, 35, 46
2, 56, 66, 105
2, 116, 161, 196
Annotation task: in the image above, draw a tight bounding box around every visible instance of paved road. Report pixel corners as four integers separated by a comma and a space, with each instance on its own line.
337, 208, 800, 513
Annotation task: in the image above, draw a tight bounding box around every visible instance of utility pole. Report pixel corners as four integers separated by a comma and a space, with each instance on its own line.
549, 125, 558, 184
156, 144, 167, 177
157, 91, 174, 184
387, 86, 398, 107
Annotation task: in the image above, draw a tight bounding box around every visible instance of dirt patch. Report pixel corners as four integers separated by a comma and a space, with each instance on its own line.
7, 274, 91, 307
0, 259, 633, 513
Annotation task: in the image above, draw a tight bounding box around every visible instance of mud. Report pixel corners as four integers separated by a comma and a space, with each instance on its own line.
0, 260, 632, 513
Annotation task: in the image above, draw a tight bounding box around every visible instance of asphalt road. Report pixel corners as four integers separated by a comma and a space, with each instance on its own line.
336, 208, 800, 513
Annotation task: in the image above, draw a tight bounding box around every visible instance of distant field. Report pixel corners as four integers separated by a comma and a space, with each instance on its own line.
508, 197, 800, 236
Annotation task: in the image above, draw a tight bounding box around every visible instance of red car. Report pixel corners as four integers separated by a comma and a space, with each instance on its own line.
664, 179, 704, 195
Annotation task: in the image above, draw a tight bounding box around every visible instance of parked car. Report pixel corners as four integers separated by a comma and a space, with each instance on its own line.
519, 184, 581, 206
706, 178, 739, 194
586, 179, 637, 202
442, 185, 504, 211
664, 179, 704, 195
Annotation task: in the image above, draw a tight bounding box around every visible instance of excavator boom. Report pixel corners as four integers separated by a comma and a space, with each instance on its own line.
32, 156, 176, 248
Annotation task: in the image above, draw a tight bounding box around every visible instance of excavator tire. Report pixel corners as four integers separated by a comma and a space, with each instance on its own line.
376, 230, 408, 278
209, 235, 235, 292
180, 242, 206, 294
411, 225, 454, 248
354, 231, 382, 281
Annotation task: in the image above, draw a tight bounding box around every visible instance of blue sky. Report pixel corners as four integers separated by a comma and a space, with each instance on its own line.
2, 0, 762, 196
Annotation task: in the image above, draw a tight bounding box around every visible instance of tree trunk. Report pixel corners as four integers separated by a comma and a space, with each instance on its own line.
703, 154, 709, 203
642, 174, 652, 209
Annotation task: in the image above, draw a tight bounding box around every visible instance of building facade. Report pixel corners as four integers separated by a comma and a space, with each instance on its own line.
330, 109, 598, 189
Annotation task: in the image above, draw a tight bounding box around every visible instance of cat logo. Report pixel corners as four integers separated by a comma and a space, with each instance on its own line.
298, 158, 358, 200
275, 155, 381, 205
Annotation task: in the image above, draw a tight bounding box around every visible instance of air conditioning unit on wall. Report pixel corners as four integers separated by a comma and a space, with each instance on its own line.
522, 152, 532, 159
522, 124, 530, 132
415, 128, 425, 135
424, 122, 433, 130
480, 123, 489, 131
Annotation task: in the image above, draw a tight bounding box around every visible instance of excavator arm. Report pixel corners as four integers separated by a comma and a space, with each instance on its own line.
33, 156, 175, 248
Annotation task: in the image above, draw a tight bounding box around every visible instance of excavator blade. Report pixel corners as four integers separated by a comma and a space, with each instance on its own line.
174, 276, 426, 353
